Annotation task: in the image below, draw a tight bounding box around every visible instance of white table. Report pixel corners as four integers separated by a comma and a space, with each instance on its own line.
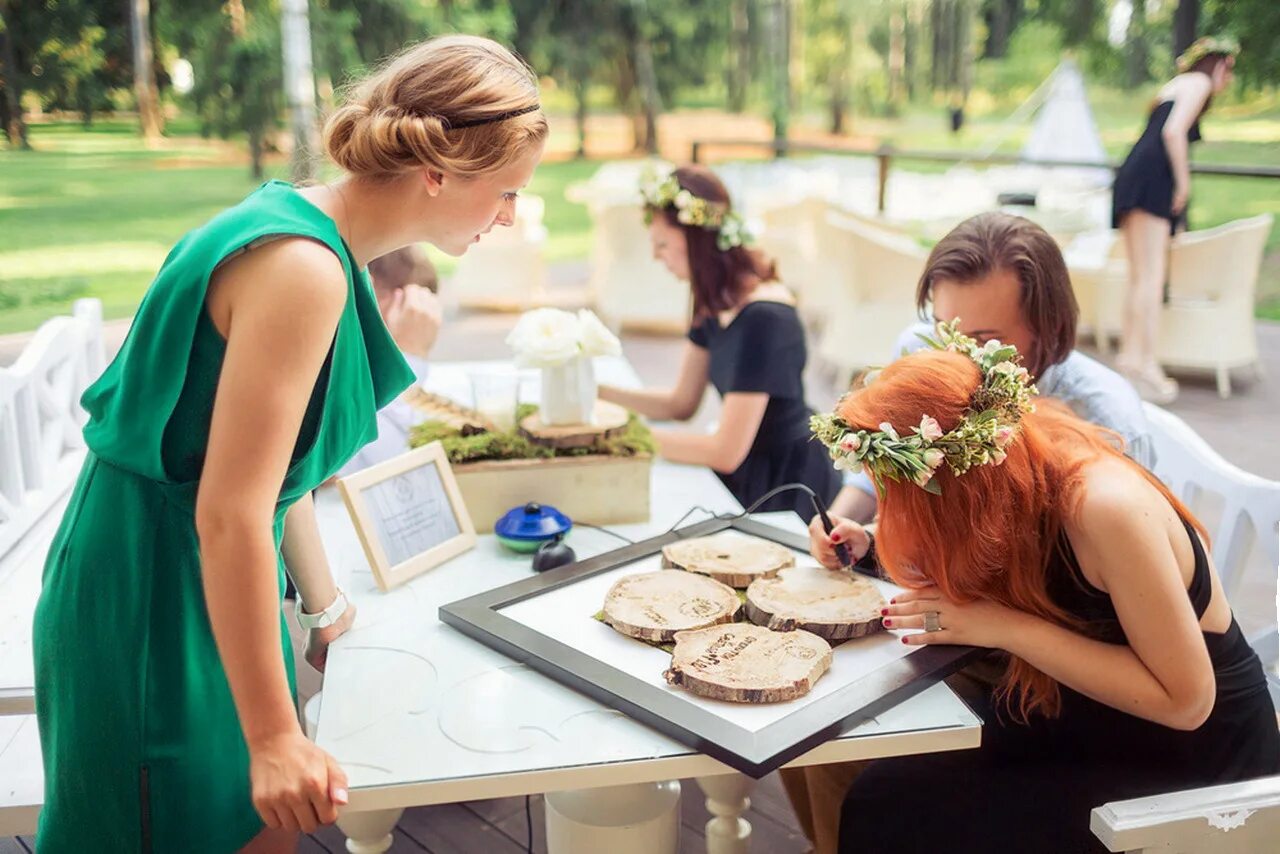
314, 360, 982, 853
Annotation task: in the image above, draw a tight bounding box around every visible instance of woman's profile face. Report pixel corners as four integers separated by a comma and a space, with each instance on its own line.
649, 216, 691, 282
430, 141, 544, 257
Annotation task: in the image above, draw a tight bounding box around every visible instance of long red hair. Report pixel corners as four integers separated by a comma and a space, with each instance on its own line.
838, 350, 1205, 721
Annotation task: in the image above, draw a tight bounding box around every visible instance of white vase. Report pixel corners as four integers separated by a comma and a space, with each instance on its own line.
540, 355, 597, 426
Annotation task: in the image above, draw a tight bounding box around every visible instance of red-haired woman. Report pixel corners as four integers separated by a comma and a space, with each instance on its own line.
809, 330, 1278, 852
598, 165, 840, 517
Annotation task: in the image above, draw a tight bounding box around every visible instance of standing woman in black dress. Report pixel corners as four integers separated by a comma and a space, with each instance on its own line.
1112, 37, 1238, 404
597, 165, 840, 518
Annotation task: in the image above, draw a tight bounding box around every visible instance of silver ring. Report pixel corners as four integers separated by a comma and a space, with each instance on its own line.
923, 610, 943, 633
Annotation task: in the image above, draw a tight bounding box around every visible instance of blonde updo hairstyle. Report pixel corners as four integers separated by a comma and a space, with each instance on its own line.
324, 35, 546, 180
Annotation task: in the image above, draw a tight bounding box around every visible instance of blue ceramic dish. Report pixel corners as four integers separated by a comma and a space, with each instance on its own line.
494, 503, 572, 553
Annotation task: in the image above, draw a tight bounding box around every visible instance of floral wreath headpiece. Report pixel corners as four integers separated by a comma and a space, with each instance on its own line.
639, 168, 751, 251
810, 320, 1039, 495
1176, 35, 1239, 74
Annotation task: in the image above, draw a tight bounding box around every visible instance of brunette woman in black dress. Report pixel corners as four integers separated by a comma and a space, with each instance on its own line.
598, 165, 840, 518
1112, 37, 1238, 404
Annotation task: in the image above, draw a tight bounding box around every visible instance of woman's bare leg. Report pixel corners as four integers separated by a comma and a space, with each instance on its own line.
1118, 209, 1176, 400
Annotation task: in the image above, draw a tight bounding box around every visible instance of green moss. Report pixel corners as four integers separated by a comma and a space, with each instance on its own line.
408, 405, 657, 464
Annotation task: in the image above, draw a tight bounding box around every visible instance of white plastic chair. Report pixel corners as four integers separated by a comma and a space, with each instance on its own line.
446, 193, 549, 311
1089, 403, 1280, 853
1157, 214, 1273, 397
1091, 774, 1280, 853
1142, 402, 1279, 681
816, 212, 928, 385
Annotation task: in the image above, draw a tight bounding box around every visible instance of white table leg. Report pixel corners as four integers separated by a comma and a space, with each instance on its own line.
695, 773, 755, 854
336, 807, 403, 854
545, 780, 681, 854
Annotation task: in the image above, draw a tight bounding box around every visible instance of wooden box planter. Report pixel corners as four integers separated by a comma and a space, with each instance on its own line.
452, 454, 652, 533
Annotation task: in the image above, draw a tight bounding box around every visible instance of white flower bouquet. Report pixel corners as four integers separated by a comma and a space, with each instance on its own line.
506, 308, 622, 425
506, 308, 621, 369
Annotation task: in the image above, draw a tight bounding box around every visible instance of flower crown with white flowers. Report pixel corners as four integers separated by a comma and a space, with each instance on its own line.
810, 320, 1039, 495
639, 169, 752, 251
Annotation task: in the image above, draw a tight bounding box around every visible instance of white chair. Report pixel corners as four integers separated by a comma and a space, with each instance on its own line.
756, 196, 829, 323
0, 298, 104, 836
0, 299, 104, 561
1089, 403, 1280, 853
446, 193, 549, 311
1091, 775, 1280, 853
1064, 230, 1126, 355
816, 212, 928, 386
1143, 402, 1279, 682
587, 202, 690, 334
1157, 214, 1273, 397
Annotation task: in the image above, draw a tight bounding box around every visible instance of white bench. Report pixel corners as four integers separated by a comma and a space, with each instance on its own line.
0, 299, 104, 837
1090, 404, 1280, 851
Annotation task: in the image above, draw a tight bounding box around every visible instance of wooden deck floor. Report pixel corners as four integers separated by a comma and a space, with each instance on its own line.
2, 772, 812, 853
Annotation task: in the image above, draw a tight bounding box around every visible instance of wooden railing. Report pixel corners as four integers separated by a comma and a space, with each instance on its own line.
689, 139, 1280, 214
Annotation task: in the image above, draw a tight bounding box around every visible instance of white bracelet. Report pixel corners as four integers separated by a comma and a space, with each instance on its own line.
295, 587, 349, 630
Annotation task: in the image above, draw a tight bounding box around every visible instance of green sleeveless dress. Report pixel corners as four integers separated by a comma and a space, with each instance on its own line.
32, 180, 414, 853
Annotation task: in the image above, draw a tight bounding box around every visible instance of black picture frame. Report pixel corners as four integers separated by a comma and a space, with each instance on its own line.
438, 515, 981, 778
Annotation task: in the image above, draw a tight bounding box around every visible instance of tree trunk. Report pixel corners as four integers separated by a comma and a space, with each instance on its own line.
1126, 0, 1149, 88
958, 0, 973, 106
573, 69, 588, 159
249, 130, 265, 181
904, 0, 923, 101
624, 0, 661, 155
727, 0, 750, 112
129, 0, 164, 144
1173, 0, 1198, 59
930, 0, 947, 92
983, 0, 1021, 59
766, 0, 789, 150
0, 6, 27, 150
888, 5, 906, 112
281, 0, 319, 183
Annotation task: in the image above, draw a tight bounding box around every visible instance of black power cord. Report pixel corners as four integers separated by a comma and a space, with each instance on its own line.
525, 793, 533, 853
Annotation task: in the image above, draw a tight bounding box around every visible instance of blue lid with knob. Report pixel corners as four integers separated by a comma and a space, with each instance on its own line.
495, 502, 572, 542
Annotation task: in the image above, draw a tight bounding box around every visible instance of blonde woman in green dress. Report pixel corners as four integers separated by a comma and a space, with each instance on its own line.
32, 36, 545, 853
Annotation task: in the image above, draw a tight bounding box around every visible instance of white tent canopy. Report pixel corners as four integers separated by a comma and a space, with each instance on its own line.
1021, 59, 1111, 184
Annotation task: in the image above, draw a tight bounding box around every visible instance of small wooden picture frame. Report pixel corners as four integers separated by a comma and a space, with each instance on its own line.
337, 441, 477, 591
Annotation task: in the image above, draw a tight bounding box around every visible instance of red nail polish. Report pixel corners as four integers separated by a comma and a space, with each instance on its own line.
901, 637, 909, 644
831, 534, 841, 543
883, 618, 892, 627
890, 598, 897, 604
879, 608, 888, 616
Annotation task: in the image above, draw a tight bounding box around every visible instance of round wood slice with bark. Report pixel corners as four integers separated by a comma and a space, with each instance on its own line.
519, 401, 631, 449
661, 531, 795, 588
601, 570, 742, 643
745, 565, 887, 640
663, 624, 832, 703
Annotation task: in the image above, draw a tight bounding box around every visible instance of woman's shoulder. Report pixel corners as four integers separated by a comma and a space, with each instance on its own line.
1066, 457, 1177, 545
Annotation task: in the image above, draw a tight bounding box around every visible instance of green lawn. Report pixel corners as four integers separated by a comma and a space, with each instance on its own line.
2, 95, 1277, 334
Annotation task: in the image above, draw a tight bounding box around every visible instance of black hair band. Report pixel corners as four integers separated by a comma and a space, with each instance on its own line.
446, 103, 541, 130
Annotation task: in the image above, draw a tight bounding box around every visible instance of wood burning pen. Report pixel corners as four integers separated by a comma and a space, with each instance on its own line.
810, 495, 853, 570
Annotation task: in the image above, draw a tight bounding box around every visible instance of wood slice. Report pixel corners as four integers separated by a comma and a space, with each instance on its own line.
745, 565, 887, 640
661, 532, 796, 588
519, 400, 631, 449
663, 624, 832, 703
601, 571, 741, 643
403, 388, 499, 435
